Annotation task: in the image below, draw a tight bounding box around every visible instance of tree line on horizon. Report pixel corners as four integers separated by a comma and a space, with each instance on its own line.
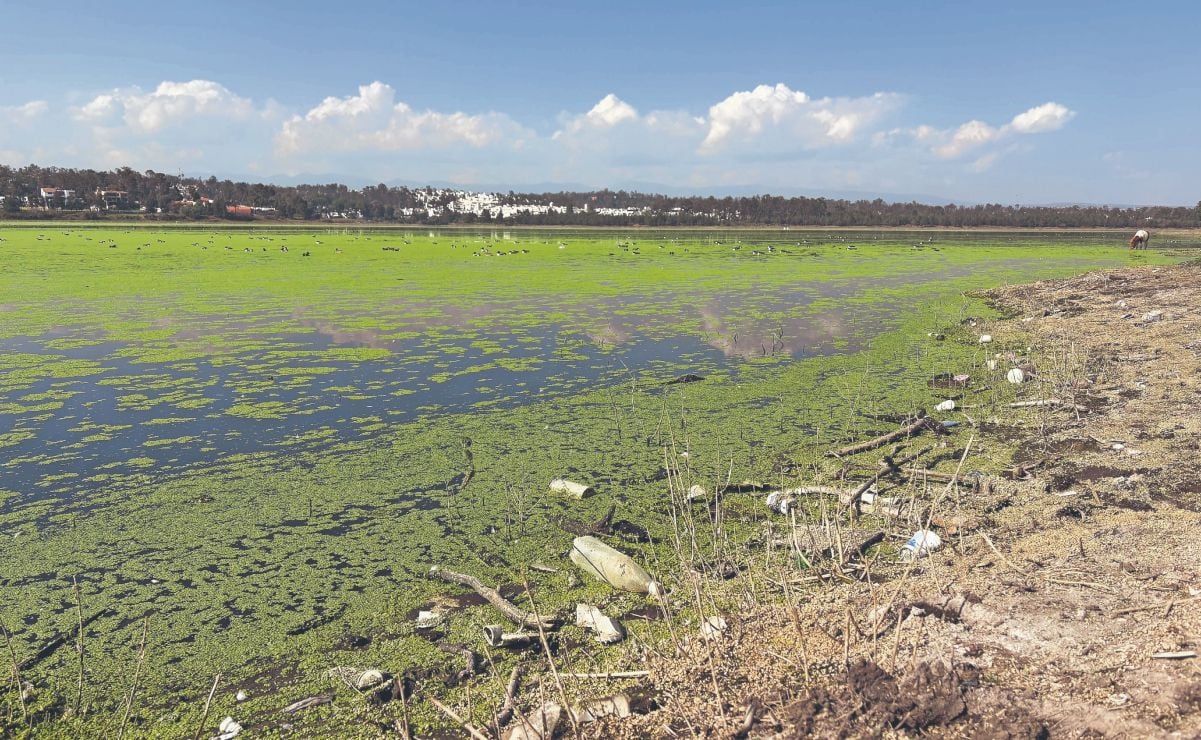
3, 164, 1199, 228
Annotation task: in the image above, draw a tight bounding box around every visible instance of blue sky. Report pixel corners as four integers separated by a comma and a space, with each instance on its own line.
2, 0, 1198, 204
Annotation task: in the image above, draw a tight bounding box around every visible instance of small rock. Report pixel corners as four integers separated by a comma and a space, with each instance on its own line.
235, 690, 248, 702
979, 334, 993, 343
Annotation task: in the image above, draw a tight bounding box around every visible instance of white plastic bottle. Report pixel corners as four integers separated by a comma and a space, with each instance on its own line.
570, 536, 662, 597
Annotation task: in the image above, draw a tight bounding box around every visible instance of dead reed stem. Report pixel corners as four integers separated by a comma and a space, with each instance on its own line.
191, 674, 221, 740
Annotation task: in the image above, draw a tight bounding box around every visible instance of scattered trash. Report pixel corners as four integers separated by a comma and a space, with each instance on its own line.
765, 490, 795, 515
700, 616, 728, 640
482, 625, 535, 649
570, 536, 662, 597
1006, 368, 1026, 384
576, 603, 627, 644
571, 691, 657, 723
235, 690, 248, 702
414, 610, 444, 630
934, 399, 956, 412
979, 334, 993, 343
550, 479, 595, 498
328, 667, 388, 690
504, 701, 562, 740
213, 716, 242, 740
929, 372, 970, 389
899, 530, 942, 561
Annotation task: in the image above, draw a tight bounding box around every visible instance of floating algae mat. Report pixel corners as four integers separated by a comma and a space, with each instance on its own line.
0, 225, 1189, 734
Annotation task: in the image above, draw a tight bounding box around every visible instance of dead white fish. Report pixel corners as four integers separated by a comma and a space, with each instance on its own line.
1006, 368, 1026, 384
482, 625, 535, 648
504, 701, 561, 740
576, 603, 626, 644
934, 399, 956, 412
550, 479, 595, 498
414, 610, 444, 630
212, 716, 242, 740
700, 616, 728, 640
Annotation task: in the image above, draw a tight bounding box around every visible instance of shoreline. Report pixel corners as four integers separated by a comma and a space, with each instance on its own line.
595, 261, 1201, 737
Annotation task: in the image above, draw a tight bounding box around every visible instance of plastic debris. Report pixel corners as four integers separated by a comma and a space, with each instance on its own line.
899, 530, 942, 561
700, 616, 728, 640
482, 625, 535, 649
765, 490, 795, 515
576, 603, 626, 644
327, 667, 387, 690
570, 536, 662, 597
213, 716, 242, 740
414, 610, 444, 630
550, 479, 595, 498
504, 702, 561, 740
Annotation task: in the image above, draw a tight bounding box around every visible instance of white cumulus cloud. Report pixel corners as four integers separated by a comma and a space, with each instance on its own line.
1008, 102, 1074, 134
73, 80, 265, 132
922, 101, 1075, 159
276, 81, 528, 156
1, 100, 49, 123
701, 83, 900, 152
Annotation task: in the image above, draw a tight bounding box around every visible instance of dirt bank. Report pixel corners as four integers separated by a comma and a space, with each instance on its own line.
591, 263, 1201, 738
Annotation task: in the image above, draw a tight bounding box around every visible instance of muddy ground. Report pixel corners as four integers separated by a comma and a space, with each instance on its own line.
583, 263, 1201, 738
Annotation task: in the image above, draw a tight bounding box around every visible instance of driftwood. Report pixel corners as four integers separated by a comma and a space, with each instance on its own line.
827, 413, 945, 458
428, 566, 558, 630
494, 666, 523, 729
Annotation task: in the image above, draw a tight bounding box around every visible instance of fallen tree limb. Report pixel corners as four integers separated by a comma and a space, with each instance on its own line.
827, 413, 944, 458
17, 609, 108, 671
428, 566, 558, 630
1008, 399, 1062, 408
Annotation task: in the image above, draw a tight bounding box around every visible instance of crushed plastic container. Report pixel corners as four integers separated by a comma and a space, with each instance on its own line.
570, 536, 662, 597
899, 530, 942, 561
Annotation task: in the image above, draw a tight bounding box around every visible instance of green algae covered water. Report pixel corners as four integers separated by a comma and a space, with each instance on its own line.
0, 225, 1192, 735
